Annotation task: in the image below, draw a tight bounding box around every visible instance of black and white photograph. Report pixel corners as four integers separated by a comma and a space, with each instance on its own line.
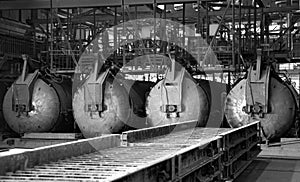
0, 0, 300, 181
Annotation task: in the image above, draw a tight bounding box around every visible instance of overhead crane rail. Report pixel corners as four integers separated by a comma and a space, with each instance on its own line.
0, 120, 261, 182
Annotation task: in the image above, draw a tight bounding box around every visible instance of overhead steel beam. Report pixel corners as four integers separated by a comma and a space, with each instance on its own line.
30, 5, 300, 25
30, 13, 156, 24
0, 0, 121, 10
0, 0, 298, 13
0, 0, 198, 10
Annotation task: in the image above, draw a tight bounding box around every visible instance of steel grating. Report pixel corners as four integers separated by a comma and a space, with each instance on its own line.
0, 128, 222, 181
0, 122, 260, 182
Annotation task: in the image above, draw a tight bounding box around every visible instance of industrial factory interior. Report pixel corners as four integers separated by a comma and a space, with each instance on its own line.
0, 0, 300, 181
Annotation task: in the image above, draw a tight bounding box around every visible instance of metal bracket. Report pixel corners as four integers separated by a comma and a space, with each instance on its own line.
84, 57, 108, 114
245, 50, 270, 116
12, 55, 39, 114
160, 55, 185, 117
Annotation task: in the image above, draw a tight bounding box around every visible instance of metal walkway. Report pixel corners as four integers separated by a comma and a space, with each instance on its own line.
0, 121, 261, 182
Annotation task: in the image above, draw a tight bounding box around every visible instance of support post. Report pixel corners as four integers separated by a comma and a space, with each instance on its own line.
254, 0, 257, 56
159, 55, 185, 118
232, 0, 236, 72
83, 55, 109, 117
12, 55, 39, 115
206, 1, 209, 43
238, 0, 242, 72
244, 50, 270, 117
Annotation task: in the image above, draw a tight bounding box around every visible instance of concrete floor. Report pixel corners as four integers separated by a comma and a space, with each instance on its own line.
236, 158, 300, 182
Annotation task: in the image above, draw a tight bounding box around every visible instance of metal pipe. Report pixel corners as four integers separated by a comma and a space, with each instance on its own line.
254, 0, 257, 56
287, 13, 291, 50
50, 0, 53, 70
260, 8, 264, 46
32, 10, 37, 58
266, 14, 269, 44
232, 0, 235, 71
206, 1, 209, 43
114, 7, 117, 57
46, 12, 49, 65
135, 6, 138, 41
238, 0, 241, 72
122, 0, 125, 34
182, 3, 185, 48
248, 4, 251, 51
163, 4, 167, 54
79, 8, 82, 51
153, 0, 156, 40
197, 0, 200, 34
228, 72, 231, 90
122, 0, 125, 66
67, 8, 71, 41
93, 8, 96, 37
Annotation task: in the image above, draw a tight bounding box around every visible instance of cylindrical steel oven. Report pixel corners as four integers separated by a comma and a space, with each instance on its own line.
146, 73, 210, 127
225, 76, 297, 140
0, 82, 10, 132
3, 77, 73, 134
72, 77, 153, 138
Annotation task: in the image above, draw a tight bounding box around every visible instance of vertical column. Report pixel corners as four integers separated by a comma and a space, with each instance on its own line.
93, 8, 96, 38
238, 0, 242, 72
31, 9, 38, 58
50, 0, 53, 70
153, 0, 157, 40
122, 0, 126, 66
287, 13, 291, 50
266, 14, 270, 45
206, 1, 209, 43
254, 0, 257, 57
232, 0, 235, 71
197, 0, 201, 34
153, 0, 157, 64
161, 4, 167, 54
78, 8, 82, 52
114, 7, 118, 59
134, 5, 138, 40
182, 3, 185, 49
247, 2, 251, 51
260, 8, 264, 46
46, 11, 49, 65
